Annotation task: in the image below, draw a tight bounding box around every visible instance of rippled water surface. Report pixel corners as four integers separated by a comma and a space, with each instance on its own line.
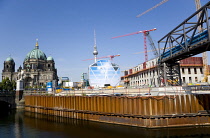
1, 110, 210, 138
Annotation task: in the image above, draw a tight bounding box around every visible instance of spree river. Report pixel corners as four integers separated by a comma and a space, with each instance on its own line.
1, 109, 210, 138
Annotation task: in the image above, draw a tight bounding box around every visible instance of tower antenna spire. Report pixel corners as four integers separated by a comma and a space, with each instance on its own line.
93, 29, 98, 63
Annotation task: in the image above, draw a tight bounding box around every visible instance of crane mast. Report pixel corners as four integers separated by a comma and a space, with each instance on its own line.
195, 0, 209, 82
145, 32, 158, 58
112, 28, 157, 62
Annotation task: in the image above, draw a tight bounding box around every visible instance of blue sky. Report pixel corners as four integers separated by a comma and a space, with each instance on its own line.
0, 0, 209, 81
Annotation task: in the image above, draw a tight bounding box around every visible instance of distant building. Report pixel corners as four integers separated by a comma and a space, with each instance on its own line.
58, 77, 70, 87
81, 73, 89, 87
81, 73, 88, 81
2, 40, 58, 88
121, 57, 206, 87
58, 77, 69, 83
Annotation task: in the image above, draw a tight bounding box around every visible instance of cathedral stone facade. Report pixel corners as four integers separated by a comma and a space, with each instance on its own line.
2, 40, 58, 88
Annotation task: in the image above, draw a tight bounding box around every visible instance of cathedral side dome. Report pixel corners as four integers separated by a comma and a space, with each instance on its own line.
24, 40, 47, 61
47, 56, 54, 61
5, 56, 14, 62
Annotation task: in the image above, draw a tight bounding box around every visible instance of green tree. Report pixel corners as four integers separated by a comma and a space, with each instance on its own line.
1, 77, 16, 92
11, 80, 16, 91
0, 82, 3, 91
42, 83, 46, 88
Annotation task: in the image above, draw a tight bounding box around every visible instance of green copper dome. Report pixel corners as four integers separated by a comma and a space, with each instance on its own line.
5, 57, 14, 62
47, 56, 54, 61
24, 40, 47, 61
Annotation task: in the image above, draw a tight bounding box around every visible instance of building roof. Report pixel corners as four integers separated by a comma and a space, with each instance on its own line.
180, 57, 203, 66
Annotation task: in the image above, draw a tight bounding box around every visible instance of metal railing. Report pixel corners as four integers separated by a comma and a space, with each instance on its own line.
0, 91, 16, 96
23, 85, 210, 97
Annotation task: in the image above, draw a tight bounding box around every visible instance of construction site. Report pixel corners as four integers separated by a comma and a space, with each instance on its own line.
22, 0, 210, 129
118, 0, 210, 89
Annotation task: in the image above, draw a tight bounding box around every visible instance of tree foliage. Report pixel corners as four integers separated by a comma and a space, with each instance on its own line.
0, 78, 16, 92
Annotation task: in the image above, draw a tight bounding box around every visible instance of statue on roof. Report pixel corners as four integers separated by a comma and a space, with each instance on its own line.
18, 70, 25, 80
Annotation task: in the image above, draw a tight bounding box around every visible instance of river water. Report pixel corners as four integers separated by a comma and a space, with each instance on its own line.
1, 109, 210, 138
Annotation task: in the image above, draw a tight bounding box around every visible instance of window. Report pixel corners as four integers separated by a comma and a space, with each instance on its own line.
189, 77, 192, 83
200, 68, 203, 74
183, 77, 185, 83
194, 68, 197, 74
195, 77, 198, 82
182, 68, 185, 74
188, 68, 191, 74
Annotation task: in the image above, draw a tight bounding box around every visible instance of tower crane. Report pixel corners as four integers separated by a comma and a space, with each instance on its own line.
136, 0, 169, 18
146, 31, 159, 58
195, 0, 209, 82
112, 28, 157, 62
136, 0, 209, 83
83, 54, 120, 61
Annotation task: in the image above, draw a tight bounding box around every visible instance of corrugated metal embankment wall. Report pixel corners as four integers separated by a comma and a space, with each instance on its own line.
25, 94, 210, 128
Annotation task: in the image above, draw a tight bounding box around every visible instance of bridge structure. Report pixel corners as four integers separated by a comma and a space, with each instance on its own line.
0, 92, 16, 109
0, 90, 24, 109
158, 1, 210, 86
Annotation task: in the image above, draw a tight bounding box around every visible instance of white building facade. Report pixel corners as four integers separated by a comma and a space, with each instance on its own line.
122, 57, 205, 87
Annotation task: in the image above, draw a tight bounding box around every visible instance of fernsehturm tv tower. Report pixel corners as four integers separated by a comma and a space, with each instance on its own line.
93, 30, 98, 63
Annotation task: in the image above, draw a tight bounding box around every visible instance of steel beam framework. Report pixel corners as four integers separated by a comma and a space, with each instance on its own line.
158, 1, 210, 86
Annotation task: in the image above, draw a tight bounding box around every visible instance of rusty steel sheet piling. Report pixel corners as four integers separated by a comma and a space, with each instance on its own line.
25, 94, 210, 128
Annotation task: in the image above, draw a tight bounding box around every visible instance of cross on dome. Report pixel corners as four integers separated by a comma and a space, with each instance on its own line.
35, 38, 39, 49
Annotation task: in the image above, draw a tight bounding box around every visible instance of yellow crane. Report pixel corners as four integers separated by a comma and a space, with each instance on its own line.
195, 0, 209, 82
136, 0, 169, 18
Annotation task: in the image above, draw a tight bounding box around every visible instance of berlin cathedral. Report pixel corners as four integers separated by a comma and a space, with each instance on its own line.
2, 40, 58, 88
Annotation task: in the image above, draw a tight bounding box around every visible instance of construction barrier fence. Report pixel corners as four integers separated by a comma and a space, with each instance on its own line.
25, 94, 210, 128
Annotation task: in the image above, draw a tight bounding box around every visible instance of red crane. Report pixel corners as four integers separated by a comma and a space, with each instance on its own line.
112, 28, 156, 62
83, 54, 120, 61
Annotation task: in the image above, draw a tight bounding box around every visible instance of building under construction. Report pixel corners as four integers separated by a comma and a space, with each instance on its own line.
122, 57, 209, 87
89, 59, 120, 88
